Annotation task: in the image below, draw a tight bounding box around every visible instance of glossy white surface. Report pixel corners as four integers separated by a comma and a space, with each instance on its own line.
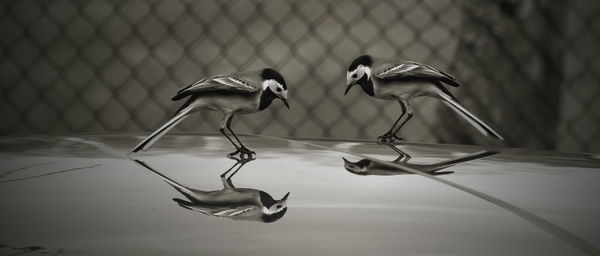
0, 134, 598, 255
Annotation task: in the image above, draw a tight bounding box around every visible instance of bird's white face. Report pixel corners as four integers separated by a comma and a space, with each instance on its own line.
265, 201, 287, 214
263, 79, 289, 108
346, 65, 371, 86
343, 161, 367, 174
263, 192, 289, 215
266, 79, 287, 99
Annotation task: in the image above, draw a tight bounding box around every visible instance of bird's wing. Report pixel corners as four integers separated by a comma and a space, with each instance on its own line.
210, 206, 260, 217
172, 73, 260, 100
174, 200, 260, 217
374, 61, 459, 87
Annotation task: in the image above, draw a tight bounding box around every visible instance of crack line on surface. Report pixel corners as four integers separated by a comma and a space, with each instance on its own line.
0, 161, 58, 179
253, 134, 600, 256
0, 164, 102, 184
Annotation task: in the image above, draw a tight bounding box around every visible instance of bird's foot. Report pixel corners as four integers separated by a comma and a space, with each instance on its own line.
376, 134, 391, 144
430, 170, 455, 176
227, 147, 256, 160
392, 135, 406, 143
377, 133, 406, 145
239, 147, 256, 159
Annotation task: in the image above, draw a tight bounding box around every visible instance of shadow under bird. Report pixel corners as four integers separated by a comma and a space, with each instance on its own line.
133, 157, 289, 223
345, 55, 503, 144
131, 68, 289, 159
343, 143, 499, 176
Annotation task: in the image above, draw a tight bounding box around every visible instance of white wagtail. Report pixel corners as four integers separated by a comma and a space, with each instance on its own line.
345, 55, 503, 143
134, 157, 290, 223
342, 143, 498, 176
131, 68, 289, 158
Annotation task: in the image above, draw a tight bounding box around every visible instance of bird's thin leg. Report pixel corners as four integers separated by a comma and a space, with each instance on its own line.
220, 113, 242, 158
226, 158, 252, 179
391, 98, 413, 140
220, 128, 239, 149
378, 99, 408, 144
226, 114, 255, 159
222, 158, 255, 189
387, 105, 406, 134
384, 143, 412, 163
225, 114, 243, 147
220, 161, 241, 189
220, 158, 242, 178
394, 153, 411, 163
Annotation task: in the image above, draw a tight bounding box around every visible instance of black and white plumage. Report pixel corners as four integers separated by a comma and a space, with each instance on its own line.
134, 158, 289, 223
131, 68, 289, 158
342, 143, 498, 176
345, 55, 503, 143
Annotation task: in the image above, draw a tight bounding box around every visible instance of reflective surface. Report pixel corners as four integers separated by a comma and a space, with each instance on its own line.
1, 134, 599, 255
342, 142, 499, 176
134, 157, 289, 223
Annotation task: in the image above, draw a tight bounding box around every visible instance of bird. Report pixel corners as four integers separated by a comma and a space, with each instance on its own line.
342, 143, 498, 176
344, 55, 503, 144
133, 157, 290, 223
131, 68, 289, 159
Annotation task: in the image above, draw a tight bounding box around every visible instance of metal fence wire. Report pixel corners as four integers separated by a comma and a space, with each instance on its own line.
1, 0, 600, 153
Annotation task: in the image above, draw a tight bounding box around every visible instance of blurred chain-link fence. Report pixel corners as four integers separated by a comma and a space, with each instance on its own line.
1, 0, 599, 153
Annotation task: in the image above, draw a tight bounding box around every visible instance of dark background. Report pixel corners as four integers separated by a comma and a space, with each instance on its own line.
1, 0, 599, 153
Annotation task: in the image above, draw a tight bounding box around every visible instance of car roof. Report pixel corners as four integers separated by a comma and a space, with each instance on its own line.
1, 134, 599, 255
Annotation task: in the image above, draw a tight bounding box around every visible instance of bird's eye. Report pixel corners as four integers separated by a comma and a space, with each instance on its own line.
276, 205, 282, 209
276, 87, 282, 92
352, 74, 357, 78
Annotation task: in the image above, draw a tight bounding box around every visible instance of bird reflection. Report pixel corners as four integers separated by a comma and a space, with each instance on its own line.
343, 143, 498, 176
134, 157, 289, 223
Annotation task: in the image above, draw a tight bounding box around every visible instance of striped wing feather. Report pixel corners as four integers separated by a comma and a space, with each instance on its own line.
375, 61, 459, 87
172, 74, 259, 100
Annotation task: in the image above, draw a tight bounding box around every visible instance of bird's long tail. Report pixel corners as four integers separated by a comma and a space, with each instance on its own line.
133, 159, 196, 198
131, 106, 193, 152
438, 93, 504, 140
427, 150, 499, 171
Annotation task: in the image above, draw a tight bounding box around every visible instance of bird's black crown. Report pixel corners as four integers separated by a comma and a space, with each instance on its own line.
348, 55, 373, 71
261, 68, 287, 89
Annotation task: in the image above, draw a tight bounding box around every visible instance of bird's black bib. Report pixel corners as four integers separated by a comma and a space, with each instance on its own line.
358, 76, 375, 97
259, 89, 277, 111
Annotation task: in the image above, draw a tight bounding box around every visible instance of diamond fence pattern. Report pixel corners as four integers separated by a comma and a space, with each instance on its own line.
1, 0, 599, 153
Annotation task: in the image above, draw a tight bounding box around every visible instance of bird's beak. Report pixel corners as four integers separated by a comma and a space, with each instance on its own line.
344, 81, 356, 95
281, 192, 290, 201
281, 97, 290, 109
342, 156, 352, 164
